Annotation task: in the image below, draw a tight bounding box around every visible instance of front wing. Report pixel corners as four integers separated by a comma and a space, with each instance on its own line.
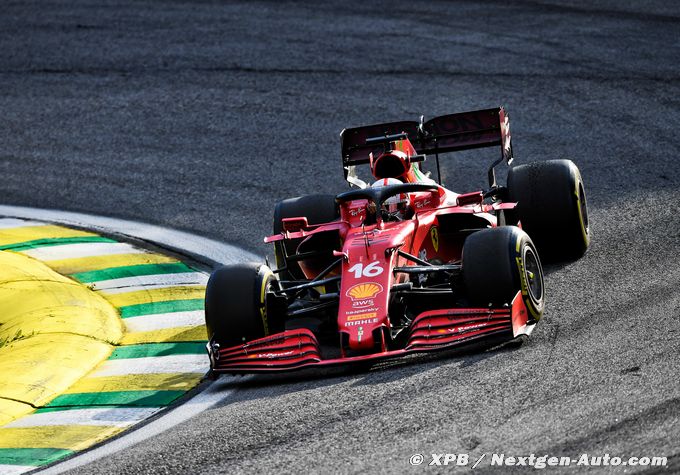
209, 292, 534, 373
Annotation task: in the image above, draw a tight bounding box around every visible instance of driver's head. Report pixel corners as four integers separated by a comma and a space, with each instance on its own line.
371, 150, 412, 181
371, 178, 410, 218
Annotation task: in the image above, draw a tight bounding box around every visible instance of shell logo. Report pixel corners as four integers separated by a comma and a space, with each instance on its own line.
346, 283, 383, 300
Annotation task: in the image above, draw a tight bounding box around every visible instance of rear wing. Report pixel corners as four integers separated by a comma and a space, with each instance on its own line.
340, 107, 513, 187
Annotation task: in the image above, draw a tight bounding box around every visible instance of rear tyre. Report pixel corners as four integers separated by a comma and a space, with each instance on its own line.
507, 159, 590, 262
204, 263, 279, 346
463, 226, 544, 321
272, 194, 339, 279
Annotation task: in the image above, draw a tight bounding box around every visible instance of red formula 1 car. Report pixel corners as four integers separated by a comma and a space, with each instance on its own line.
205, 107, 590, 373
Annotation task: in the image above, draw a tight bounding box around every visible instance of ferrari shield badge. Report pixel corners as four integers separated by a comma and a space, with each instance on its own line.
430, 226, 439, 252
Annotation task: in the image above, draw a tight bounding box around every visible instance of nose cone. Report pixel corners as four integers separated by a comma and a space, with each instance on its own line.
343, 314, 380, 351
340, 280, 386, 351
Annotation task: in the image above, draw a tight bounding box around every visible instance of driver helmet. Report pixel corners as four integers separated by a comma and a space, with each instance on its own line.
371, 150, 413, 181
371, 177, 410, 217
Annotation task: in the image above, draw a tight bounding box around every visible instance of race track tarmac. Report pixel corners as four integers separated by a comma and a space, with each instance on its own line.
1, 1, 679, 473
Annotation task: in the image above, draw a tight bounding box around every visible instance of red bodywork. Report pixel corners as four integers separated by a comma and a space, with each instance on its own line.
209, 107, 533, 373
210, 186, 532, 374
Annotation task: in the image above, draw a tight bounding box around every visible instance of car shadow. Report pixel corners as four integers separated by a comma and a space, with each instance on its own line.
350, 337, 526, 387
542, 256, 585, 276
209, 336, 528, 408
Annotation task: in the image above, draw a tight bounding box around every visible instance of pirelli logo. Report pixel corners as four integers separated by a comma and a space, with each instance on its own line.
347, 312, 377, 322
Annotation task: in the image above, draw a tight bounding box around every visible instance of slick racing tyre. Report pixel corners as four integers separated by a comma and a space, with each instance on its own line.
204, 263, 280, 346
272, 194, 339, 279
507, 159, 590, 262
463, 226, 544, 321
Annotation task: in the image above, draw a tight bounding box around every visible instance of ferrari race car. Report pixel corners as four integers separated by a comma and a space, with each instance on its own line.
205, 107, 590, 373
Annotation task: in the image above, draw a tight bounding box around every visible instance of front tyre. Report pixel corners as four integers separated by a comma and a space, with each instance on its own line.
507, 159, 590, 262
463, 226, 544, 322
204, 263, 280, 346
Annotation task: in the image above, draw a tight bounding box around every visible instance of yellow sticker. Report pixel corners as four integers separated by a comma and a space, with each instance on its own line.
430, 226, 439, 252
259, 268, 272, 336
347, 312, 377, 322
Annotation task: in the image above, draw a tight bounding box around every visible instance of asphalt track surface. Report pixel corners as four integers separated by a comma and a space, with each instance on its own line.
2, 1, 679, 473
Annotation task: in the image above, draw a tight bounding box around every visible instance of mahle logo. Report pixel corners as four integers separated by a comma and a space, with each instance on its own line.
346, 283, 383, 300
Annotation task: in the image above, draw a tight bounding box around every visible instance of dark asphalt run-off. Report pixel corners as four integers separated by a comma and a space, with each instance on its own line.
1, 1, 679, 473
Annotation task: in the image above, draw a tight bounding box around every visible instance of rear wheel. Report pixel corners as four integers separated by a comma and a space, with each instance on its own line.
507, 159, 590, 262
272, 194, 339, 279
204, 263, 280, 346
463, 226, 544, 321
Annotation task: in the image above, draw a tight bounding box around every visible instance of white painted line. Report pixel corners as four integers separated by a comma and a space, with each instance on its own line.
124, 310, 204, 332
91, 272, 208, 292
92, 355, 207, 377
0, 218, 46, 229
21, 242, 144, 261
40, 376, 248, 475
0, 205, 261, 265
0, 464, 37, 475
4, 407, 162, 428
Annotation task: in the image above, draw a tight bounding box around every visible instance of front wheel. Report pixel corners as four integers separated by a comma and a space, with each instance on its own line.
463, 226, 544, 322
204, 263, 281, 346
